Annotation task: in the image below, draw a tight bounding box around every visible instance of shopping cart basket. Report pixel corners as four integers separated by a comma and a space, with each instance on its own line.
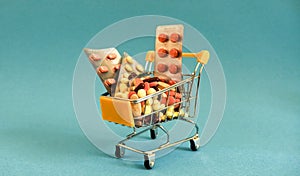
100, 50, 209, 169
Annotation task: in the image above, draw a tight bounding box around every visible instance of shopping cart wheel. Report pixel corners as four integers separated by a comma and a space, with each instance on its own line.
189, 137, 200, 151
150, 128, 158, 139
144, 153, 155, 169
115, 143, 125, 158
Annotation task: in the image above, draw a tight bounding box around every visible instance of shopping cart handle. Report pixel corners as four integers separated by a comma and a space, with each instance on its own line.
145, 51, 155, 62
182, 50, 210, 65
145, 50, 210, 65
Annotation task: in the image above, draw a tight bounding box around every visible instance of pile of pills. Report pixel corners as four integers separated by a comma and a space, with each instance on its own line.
154, 25, 184, 82
84, 48, 121, 94
113, 52, 145, 98
127, 76, 183, 127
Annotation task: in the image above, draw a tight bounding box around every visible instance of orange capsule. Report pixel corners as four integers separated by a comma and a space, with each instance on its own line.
168, 80, 176, 85
149, 81, 158, 87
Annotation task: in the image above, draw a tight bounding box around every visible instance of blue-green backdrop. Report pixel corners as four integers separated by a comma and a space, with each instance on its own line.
0, 0, 299, 175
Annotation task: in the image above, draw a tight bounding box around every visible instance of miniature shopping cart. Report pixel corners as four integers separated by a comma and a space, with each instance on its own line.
100, 50, 209, 169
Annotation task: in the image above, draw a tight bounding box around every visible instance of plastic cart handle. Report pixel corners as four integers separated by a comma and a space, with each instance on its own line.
145, 50, 210, 65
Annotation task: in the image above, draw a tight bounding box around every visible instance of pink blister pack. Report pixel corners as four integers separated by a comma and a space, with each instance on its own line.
84, 48, 122, 94
154, 24, 184, 82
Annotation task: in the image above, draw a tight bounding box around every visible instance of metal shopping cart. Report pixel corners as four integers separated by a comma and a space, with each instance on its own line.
99, 50, 209, 169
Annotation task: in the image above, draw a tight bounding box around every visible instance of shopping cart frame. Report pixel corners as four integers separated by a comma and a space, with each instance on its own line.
100, 50, 209, 169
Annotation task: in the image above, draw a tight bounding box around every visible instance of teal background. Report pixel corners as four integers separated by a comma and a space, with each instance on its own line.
1, 0, 299, 175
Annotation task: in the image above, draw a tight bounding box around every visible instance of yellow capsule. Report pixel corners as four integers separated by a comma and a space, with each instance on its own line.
144, 105, 152, 115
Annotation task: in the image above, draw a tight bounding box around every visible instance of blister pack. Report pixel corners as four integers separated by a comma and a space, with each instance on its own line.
154, 24, 184, 82
84, 48, 121, 94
